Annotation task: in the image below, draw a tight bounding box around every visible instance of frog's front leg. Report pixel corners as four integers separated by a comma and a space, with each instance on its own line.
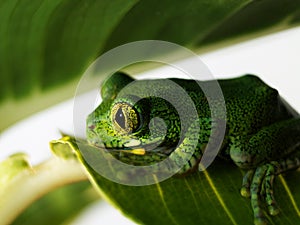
167, 118, 212, 174
230, 118, 300, 225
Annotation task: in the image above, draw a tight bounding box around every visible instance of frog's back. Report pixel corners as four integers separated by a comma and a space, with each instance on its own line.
217, 75, 295, 137
171, 75, 295, 136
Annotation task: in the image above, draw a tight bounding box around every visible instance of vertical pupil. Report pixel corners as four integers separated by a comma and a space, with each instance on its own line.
116, 107, 126, 129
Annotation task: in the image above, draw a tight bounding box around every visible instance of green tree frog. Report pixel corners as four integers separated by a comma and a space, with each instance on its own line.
86, 72, 300, 225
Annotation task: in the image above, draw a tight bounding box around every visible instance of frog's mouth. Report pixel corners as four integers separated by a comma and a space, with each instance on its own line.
87, 125, 177, 165
109, 146, 173, 166
89, 140, 174, 166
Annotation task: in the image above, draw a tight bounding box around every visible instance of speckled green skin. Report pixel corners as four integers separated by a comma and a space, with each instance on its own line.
87, 72, 300, 225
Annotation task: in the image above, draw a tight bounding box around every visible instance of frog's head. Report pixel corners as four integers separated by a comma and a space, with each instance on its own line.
86, 72, 181, 164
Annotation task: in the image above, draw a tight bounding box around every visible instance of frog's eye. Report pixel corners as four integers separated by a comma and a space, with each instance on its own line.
115, 107, 126, 130
111, 103, 140, 133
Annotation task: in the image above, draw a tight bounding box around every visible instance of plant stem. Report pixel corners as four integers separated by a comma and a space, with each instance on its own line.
0, 157, 87, 225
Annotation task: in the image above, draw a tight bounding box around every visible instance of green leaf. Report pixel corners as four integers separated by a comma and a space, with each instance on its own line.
51, 136, 300, 225
0, 0, 137, 130
1, 0, 300, 131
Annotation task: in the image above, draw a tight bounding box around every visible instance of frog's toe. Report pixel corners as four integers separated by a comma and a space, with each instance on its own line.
250, 164, 274, 224
240, 169, 254, 198
248, 162, 282, 225
254, 217, 268, 225
263, 162, 280, 216
240, 186, 251, 198
267, 203, 280, 216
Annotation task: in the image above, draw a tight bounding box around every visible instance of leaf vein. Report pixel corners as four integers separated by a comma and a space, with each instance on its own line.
153, 175, 179, 225
202, 168, 238, 225
279, 174, 300, 217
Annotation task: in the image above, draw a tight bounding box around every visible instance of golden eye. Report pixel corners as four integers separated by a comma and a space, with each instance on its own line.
111, 103, 140, 133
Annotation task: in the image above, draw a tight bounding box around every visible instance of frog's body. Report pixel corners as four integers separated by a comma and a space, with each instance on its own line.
87, 73, 300, 225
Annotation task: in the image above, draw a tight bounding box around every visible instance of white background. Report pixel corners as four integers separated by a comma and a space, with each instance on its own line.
1, 26, 300, 225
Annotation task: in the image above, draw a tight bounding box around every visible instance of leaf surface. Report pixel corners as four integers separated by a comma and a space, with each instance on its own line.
51, 136, 300, 225
1, 0, 300, 130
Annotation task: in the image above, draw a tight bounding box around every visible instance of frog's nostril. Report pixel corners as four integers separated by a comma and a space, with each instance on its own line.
88, 125, 95, 130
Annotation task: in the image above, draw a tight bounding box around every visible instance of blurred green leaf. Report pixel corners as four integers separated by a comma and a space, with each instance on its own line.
1, 0, 300, 131
12, 181, 99, 225
51, 136, 300, 225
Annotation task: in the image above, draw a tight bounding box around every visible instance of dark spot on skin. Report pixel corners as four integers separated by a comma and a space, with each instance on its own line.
89, 125, 95, 130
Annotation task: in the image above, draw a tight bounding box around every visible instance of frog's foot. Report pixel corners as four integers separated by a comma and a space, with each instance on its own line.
240, 163, 276, 225
240, 157, 300, 225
